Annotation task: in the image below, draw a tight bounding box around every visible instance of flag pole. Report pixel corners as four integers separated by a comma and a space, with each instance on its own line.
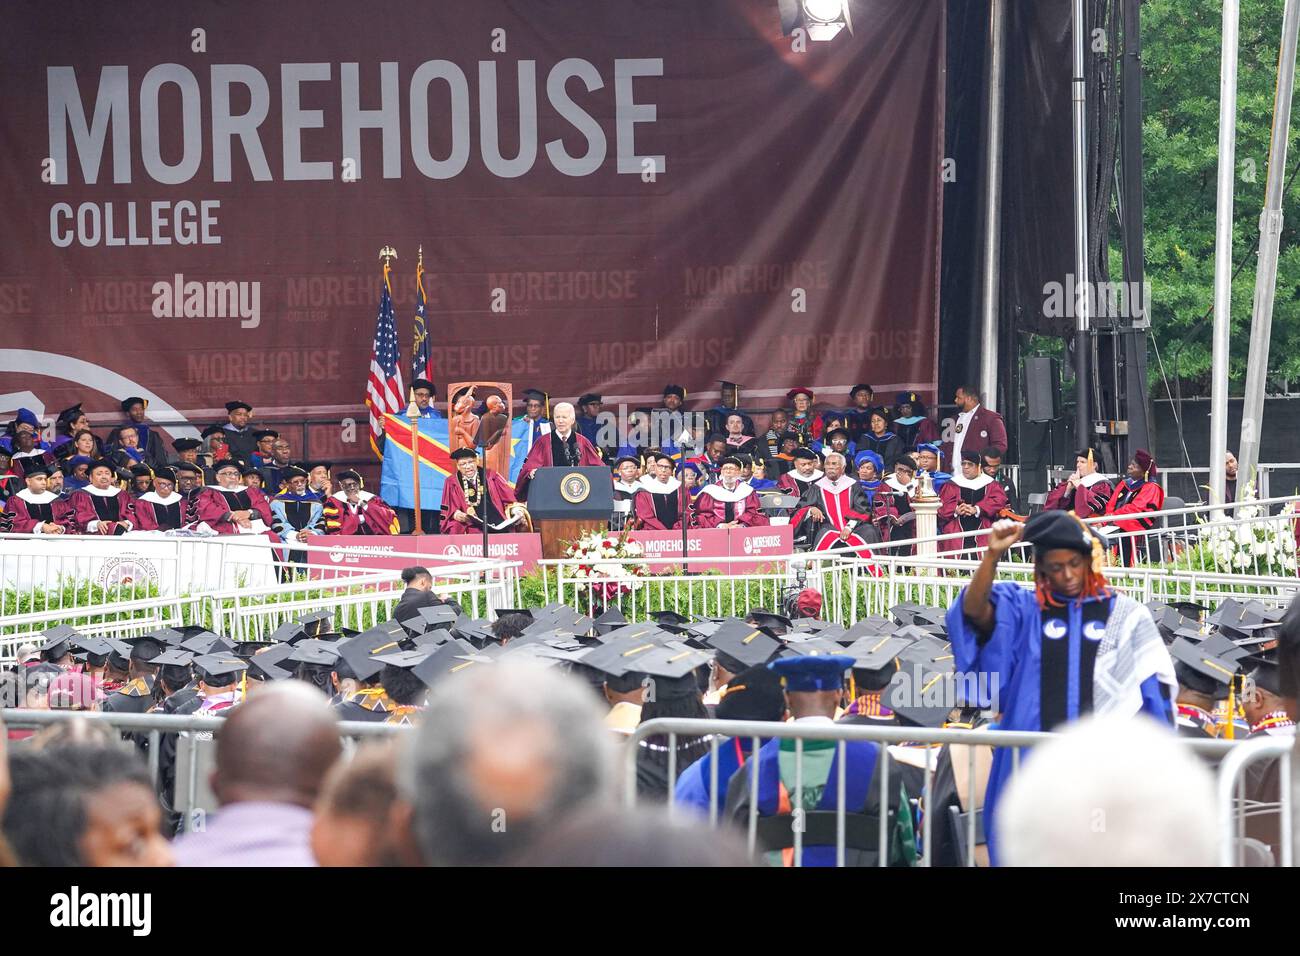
406, 388, 423, 536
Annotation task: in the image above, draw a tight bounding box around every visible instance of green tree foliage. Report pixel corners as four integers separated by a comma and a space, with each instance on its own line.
1143, 0, 1300, 392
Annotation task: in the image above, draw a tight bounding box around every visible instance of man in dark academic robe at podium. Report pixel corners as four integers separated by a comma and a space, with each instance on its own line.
694, 457, 770, 529
514, 401, 603, 502
440, 447, 519, 535
938, 451, 1008, 553
634, 452, 690, 530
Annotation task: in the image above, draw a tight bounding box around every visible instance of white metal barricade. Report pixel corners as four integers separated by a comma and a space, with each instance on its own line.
626, 717, 1243, 867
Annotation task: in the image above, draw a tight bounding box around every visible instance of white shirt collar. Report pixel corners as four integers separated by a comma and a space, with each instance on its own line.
793, 469, 823, 483
950, 472, 994, 491
17, 489, 57, 504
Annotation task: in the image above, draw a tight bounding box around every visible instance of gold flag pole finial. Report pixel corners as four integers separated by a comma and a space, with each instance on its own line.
379, 246, 397, 290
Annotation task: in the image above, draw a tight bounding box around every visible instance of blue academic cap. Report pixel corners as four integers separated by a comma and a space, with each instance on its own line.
769, 654, 855, 692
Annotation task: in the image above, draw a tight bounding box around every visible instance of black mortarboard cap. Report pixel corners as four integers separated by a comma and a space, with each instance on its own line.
122, 635, 166, 663
268, 619, 308, 644
593, 607, 628, 634
105, 638, 132, 671
578, 631, 668, 679
649, 609, 694, 631
748, 610, 793, 637
296, 610, 333, 638
450, 618, 496, 648
887, 664, 957, 728
1246, 652, 1286, 696
70, 635, 113, 658
1022, 509, 1100, 555
339, 625, 409, 682
152, 649, 196, 668
845, 634, 915, 675
39, 625, 81, 658
225, 400, 252, 414
707, 620, 783, 672
193, 654, 250, 682
180, 632, 231, 655
412, 605, 458, 632
246, 643, 295, 681
172, 438, 202, 452
288, 640, 342, 666
410, 643, 493, 689
636, 643, 711, 701
1170, 636, 1238, 699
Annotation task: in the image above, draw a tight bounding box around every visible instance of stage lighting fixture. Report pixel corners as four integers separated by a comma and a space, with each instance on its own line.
779, 0, 852, 42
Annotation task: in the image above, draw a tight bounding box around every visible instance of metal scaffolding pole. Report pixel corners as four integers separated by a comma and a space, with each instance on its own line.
1209, 0, 1241, 509
1238, 0, 1300, 498
978, 0, 1007, 412
1071, 0, 1091, 449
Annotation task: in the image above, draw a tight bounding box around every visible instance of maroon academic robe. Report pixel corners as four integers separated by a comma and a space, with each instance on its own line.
693, 482, 770, 529
1044, 474, 1114, 517
791, 475, 876, 558
514, 430, 604, 501
937, 474, 1008, 553
187, 485, 277, 542
68, 486, 136, 534
633, 477, 690, 530
1103, 478, 1166, 566
439, 469, 518, 535
4, 490, 75, 533
323, 492, 398, 535
131, 491, 187, 531
940, 406, 1009, 465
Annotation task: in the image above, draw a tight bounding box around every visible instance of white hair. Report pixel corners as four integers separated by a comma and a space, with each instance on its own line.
823, 451, 846, 468
398, 660, 616, 865
552, 401, 575, 417
998, 715, 1217, 867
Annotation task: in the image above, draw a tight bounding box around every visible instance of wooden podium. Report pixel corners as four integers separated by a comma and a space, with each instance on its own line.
525, 466, 614, 559
537, 519, 608, 559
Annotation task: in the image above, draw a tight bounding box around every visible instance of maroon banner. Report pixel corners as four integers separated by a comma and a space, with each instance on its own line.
628, 525, 793, 573
419, 533, 543, 572
306, 536, 423, 576
306, 532, 543, 574
0, 1, 943, 443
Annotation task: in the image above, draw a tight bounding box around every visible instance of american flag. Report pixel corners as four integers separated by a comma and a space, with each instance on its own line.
411, 255, 432, 383
366, 265, 405, 457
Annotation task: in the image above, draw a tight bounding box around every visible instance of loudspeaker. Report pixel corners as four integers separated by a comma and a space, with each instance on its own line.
1024, 357, 1061, 422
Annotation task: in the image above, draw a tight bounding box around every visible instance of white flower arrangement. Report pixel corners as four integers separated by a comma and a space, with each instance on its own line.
1189, 483, 1300, 578
563, 530, 652, 601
